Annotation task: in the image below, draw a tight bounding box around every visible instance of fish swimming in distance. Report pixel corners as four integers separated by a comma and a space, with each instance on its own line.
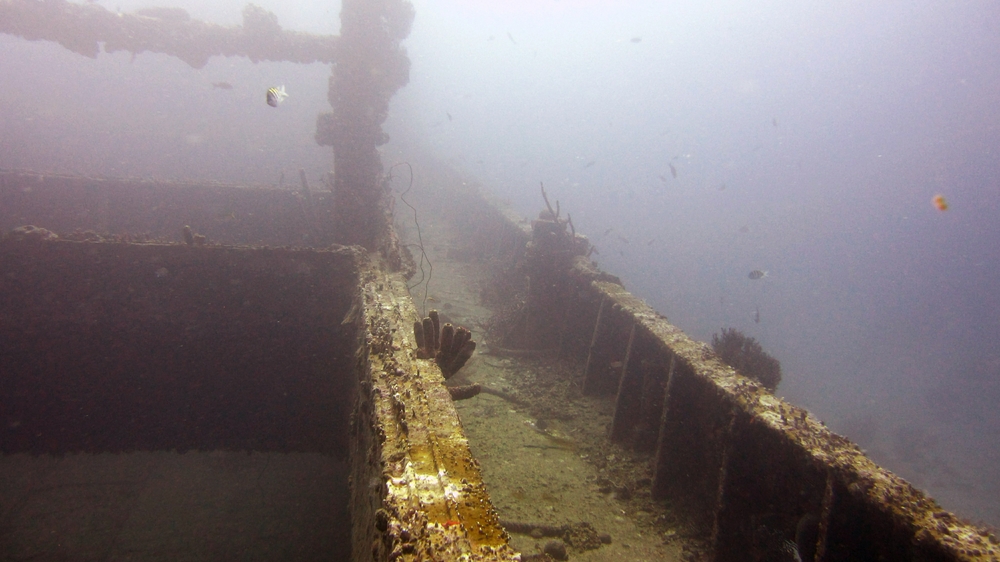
754, 306, 760, 324
266, 85, 288, 107
630, 37, 642, 43
669, 163, 677, 179
524, 419, 575, 449
933, 194, 948, 211
748, 270, 768, 280
779, 539, 803, 562
212, 81, 233, 90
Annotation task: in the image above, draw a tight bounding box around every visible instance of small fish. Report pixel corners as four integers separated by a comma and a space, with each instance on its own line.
669, 163, 678, 179
487, 35, 495, 41
754, 306, 760, 324
658, 175, 668, 183
748, 270, 768, 280
446, 112, 452, 121
266, 85, 288, 107
772, 117, 779, 128
646, 238, 655, 246
780, 539, 803, 562
932, 194, 948, 211
739, 225, 750, 233
582, 159, 596, 169
212, 81, 233, 90
630, 37, 642, 43
718, 183, 727, 191
603, 228, 614, 236
524, 420, 574, 449
507, 32, 516, 44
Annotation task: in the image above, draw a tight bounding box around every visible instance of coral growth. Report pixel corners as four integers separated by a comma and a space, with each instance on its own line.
711, 328, 782, 391
413, 310, 476, 379
482, 183, 591, 352
5, 225, 58, 242
447, 384, 481, 401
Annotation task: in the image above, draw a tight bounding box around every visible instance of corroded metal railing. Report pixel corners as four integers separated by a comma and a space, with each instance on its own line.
441, 176, 1000, 561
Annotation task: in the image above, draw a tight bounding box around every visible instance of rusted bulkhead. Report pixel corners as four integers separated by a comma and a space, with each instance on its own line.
439, 178, 1000, 561
0, 238, 361, 456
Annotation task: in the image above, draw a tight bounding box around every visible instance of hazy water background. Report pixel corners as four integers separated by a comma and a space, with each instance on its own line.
2, 0, 999, 527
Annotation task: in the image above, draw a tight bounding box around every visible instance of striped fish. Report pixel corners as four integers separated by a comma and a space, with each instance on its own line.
780, 539, 803, 562
266, 85, 288, 107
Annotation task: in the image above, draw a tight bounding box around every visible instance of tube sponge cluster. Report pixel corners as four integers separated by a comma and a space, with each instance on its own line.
413, 310, 476, 379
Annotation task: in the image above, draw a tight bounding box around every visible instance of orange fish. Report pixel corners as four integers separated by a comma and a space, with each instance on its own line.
932, 194, 948, 211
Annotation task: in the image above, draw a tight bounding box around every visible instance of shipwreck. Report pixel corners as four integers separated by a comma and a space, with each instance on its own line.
0, 0, 997, 560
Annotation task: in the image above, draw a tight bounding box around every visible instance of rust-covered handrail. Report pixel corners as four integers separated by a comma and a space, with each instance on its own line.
570, 267, 1000, 562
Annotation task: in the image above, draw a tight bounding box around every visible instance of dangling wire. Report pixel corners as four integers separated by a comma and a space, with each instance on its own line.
388, 161, 431, 315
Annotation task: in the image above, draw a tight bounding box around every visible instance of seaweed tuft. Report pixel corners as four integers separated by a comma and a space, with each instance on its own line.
711, 328, 782, 391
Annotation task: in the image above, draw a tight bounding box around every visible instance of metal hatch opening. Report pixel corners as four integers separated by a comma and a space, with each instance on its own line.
0, 174, 360, 560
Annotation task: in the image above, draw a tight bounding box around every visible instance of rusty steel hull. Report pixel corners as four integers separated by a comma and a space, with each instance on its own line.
0, 172, 998, 561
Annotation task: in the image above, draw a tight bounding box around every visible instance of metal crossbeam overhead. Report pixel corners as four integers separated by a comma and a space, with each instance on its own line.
0, 0, 339, 68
